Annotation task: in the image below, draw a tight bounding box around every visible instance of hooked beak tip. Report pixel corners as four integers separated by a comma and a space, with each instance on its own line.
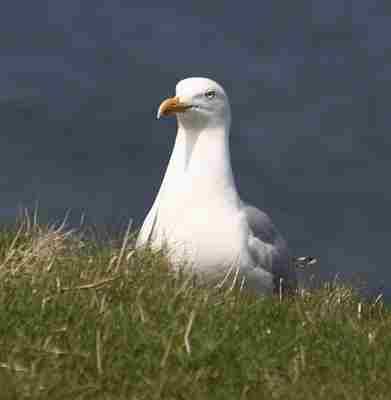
156, 96, 191, 120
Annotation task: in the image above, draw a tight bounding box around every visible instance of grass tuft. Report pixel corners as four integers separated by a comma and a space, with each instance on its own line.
0, 218, 390, 399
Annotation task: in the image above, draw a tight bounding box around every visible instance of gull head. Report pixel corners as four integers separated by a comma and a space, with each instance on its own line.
157, 77, 231, 132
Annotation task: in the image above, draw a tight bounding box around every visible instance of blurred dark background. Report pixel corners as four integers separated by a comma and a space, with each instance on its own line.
1, 0, 390, 297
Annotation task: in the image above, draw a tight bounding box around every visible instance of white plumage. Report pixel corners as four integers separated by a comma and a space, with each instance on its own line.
137, 77, 297, 294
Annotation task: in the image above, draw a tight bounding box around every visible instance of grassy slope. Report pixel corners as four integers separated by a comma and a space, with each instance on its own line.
0, 221, 390, 400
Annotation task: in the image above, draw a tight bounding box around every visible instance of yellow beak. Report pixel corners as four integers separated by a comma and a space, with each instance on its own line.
157, 96, 191, 119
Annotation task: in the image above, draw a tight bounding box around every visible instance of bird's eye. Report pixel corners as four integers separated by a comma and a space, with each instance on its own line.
204, 90, 216, 100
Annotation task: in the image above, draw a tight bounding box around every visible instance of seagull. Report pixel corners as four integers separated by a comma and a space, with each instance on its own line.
137, 77, 300, 295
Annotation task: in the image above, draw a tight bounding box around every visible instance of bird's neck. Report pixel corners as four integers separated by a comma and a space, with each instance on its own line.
160, 125, 239, 206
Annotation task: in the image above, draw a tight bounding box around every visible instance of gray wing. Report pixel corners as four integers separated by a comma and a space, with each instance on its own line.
243, 203, 297, 293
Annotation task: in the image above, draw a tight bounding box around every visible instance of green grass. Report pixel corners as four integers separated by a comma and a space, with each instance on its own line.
0, 218, 390, 399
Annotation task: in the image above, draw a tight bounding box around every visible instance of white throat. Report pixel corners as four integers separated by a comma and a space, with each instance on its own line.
158, 122, 239, 213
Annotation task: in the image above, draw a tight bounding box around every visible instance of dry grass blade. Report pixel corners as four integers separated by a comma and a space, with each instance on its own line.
184, 310, 196, 355
160, 334, 174, 368
114, 219, 133, 273
61, 275, 122, 291
96, 328, 103, 375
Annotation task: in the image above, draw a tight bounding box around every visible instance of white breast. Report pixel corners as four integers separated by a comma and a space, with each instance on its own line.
152, 199, 248, 275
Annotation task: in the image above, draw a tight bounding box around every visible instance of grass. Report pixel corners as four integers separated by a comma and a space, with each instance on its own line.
0, 217, 390, 399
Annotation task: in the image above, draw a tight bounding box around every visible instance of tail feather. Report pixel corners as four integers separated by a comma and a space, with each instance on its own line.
293, 256, 318, 269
